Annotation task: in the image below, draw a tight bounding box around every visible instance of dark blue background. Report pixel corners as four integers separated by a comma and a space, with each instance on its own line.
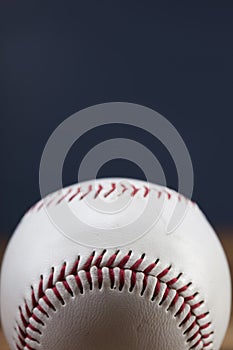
1, 2, 233, 234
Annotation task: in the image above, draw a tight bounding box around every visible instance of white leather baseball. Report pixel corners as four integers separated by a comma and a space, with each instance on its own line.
0, 178, 231, 350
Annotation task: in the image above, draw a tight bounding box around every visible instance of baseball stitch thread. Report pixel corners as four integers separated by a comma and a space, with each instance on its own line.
30, 181, 194, 213
15, 250, 213, 350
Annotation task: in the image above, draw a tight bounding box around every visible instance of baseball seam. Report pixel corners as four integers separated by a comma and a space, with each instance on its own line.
15, 250, 213, 350
30, 182, 194, 213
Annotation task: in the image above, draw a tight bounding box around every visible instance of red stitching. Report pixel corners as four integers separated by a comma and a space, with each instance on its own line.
29, 181, 195, 213
15, 251, 213, 350
131, 184, 140, 196
68, 187, 81, 202
46, 190, 62, 207
94, 184, 103, 198
120, 183, 128, 193
56, 188, 72, 204
143, 186, 150, 197
103, 183, 116, 197
79, 185, 93, 200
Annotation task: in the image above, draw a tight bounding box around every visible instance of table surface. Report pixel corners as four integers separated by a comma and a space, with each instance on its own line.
0, 231, 232, 349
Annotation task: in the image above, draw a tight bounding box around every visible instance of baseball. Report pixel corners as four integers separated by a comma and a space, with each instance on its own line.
0, 178, 231, 350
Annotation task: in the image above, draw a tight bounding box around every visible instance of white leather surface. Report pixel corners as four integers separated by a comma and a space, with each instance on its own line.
0, 178, 231, 350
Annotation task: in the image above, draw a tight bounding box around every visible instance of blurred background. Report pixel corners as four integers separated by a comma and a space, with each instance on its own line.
1, 1, 233, 235
0, 2, 233, 348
